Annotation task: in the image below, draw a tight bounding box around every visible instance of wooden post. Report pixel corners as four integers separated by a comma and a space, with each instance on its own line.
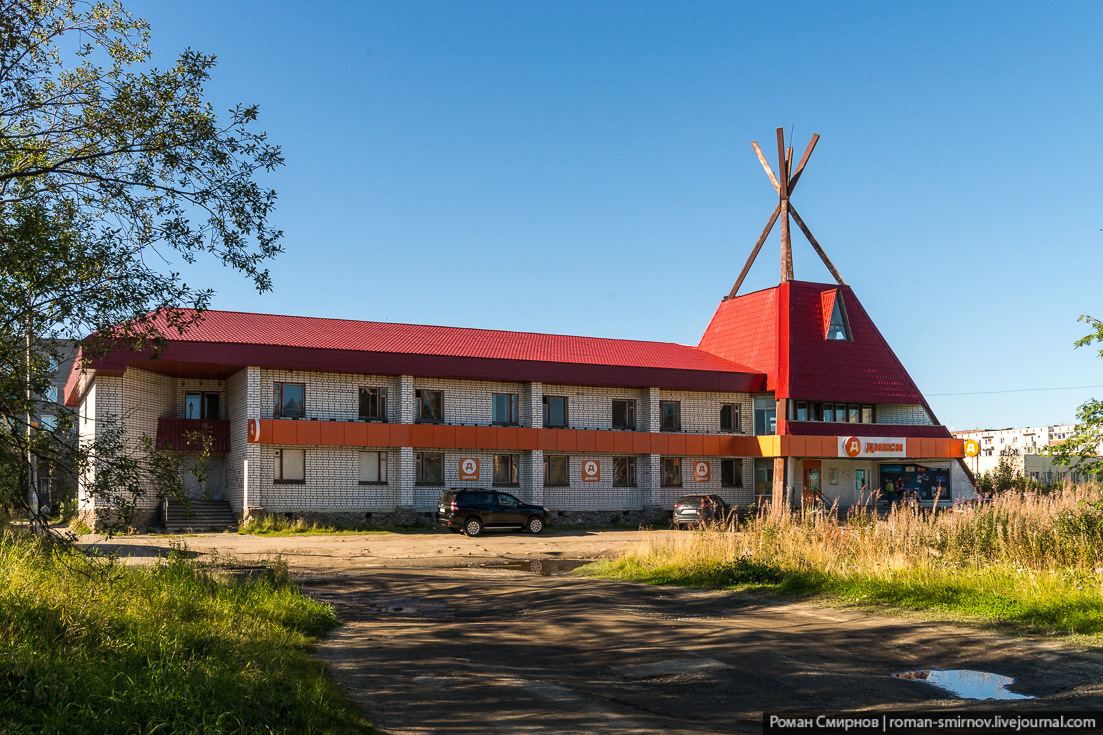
776, 128, 793, 282
772, 457, 787, 512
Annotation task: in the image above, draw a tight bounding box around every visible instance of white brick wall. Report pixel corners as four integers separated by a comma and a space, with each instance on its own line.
411, 377, 527, 425
541, 384, 648, 430
82, 364, 767, 517
252, 445, 399, 512
658, 389, 752, 434
877, 404, 932, 425
259, 368, 400, 421
542, 452, 649, 510
175, 379, 227, 419
652, 455, 753, 509
79, 368, 175, 512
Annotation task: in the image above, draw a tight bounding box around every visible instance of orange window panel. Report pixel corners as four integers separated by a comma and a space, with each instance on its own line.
454, 425, 477, 449
319, 422, 344, 446
517, 427, 539, 450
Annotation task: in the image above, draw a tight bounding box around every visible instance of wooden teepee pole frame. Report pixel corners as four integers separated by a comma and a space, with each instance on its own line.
727, 127, 846, 299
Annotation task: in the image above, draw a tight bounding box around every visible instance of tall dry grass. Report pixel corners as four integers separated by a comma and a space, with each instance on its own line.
592, 482, 1103, 634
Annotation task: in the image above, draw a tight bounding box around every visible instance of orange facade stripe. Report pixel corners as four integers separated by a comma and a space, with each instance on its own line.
249, 420, 964, 459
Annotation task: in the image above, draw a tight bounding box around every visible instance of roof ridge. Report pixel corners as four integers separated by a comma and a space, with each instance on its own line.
185, 308, 704, 348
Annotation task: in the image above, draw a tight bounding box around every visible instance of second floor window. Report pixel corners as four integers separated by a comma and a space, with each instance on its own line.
753, 397, 776, 435
186, 392, 220, 420
359, 387, 387, 421
492, 393, 519, 425
720, 403, 739, 432
544, 455, 568, 486
274, 383, 304, 418
612, 399, 636, 430
613, 457, 636, 486
415, 389, 443, 422
493, 454, 519, 485
415, 452, 443, 484
660, 401, 681, 432
543, 396, 567, 428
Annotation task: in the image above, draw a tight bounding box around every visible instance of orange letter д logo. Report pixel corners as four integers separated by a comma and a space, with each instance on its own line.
845, 436, 861, 458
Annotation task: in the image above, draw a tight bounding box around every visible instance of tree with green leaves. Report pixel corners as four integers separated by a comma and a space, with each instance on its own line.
1048, 315, 1103, 479
0, 0, 283, 530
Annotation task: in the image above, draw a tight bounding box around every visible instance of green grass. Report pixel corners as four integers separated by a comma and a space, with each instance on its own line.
584, 557, 1103, 636
0, 533, 373, 734
582, 484, 1103, 639
238, 514, 438, 536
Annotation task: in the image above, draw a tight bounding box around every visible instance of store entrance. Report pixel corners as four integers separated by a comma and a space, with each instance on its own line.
802, 460, 821, 505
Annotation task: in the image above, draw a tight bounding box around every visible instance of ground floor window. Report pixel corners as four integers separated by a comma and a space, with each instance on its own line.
721, 458, 742, 487
274, 449, 305, 483
754, 458, 773, 504
358, 451, 387, 484
613, 456, 636, 486
661, 457, 681, 487
878, 463, 950, 504
415, 452, 443, 485
494, 454, 519, 485
544, 455, 568, 486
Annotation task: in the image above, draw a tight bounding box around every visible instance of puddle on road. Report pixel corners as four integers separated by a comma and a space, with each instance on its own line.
895, 669, 1033, 700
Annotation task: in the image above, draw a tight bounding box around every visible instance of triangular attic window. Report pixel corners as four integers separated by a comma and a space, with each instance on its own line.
826, 294, 851, 341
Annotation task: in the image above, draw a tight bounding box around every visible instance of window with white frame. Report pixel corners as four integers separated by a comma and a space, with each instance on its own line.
358, 451, 387, 484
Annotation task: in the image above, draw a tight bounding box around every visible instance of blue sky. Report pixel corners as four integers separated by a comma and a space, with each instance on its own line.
142, 1, 1103, 431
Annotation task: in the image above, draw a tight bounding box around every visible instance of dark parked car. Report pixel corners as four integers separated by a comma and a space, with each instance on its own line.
672, 494, 731, 529
437, 489, 551, 537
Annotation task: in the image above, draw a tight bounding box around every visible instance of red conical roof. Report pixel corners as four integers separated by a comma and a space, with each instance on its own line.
699, 281, 929, 406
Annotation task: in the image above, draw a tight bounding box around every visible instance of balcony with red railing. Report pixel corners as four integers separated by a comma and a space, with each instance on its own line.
156, 418, 230, 452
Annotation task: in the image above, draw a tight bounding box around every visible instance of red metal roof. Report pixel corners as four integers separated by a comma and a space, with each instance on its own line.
697, 286, 778, 382
64, 310, 766, 405
145, 310, 760, 373
698, 281, 928, 407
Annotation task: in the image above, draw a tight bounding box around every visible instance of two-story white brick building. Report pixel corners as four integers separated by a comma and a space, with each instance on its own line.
64, 280, 974, 529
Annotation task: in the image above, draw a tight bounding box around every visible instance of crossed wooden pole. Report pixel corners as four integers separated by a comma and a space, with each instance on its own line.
727, 128, 846, 299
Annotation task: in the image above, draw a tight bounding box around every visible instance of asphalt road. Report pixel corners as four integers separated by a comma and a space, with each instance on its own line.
84, 530, 1103, 734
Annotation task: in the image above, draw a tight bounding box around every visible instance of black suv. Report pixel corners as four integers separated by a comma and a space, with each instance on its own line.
437, 489, 551, 537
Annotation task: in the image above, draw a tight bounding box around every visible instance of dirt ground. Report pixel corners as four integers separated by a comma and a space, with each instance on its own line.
80, 529, 1103, 734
